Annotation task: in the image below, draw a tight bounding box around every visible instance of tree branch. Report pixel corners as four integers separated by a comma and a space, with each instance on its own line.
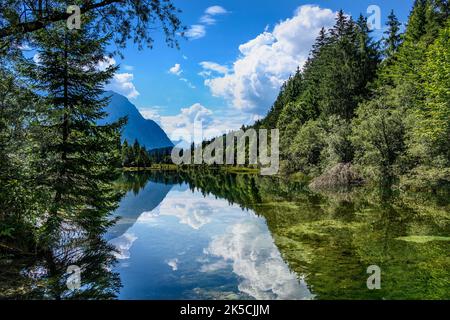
0, 0, 121, 38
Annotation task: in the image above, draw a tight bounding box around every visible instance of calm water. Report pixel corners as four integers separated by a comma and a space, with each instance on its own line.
106, 180, 312, 300
105, 171, 450, 300
1, 170, 449, 299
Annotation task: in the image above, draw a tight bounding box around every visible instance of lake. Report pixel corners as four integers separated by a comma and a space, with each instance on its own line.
104, 171, 450, 300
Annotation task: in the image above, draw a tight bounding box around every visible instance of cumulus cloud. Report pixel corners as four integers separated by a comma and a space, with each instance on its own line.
148, 103, 251, 144
166, 103, 214, 130
169, 63, 183, 76
96, 56, 140, 99
185, 25, 207, 40
108, 73, 140, 99
139, 107, 163, 124
162, 201, 215, 230
138, 188, 225, 229
204, 5, 336, 115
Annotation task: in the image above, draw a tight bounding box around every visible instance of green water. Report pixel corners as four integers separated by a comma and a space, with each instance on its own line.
1, 170, 449, 299
142, 170, 450, 300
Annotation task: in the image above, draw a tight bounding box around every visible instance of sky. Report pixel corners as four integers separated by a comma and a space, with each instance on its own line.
105, 0, 415, 141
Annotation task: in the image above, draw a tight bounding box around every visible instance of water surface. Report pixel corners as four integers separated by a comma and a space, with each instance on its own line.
106, 171, 450, 300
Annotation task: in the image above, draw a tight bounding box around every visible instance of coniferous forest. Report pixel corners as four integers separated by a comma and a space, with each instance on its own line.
253, 2, 449, 191
0, 0, 449, 303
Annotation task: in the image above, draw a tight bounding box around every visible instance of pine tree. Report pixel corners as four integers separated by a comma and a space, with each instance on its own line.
383, 10, 402, 59
24, 16, 124, 241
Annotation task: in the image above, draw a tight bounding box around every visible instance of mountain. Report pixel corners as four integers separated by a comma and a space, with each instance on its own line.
98, 91, 173, 150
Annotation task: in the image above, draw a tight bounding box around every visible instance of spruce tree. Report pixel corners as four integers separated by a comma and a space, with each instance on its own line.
383, 10, 402, 59
24, 16, 124, 242
406, 0, 428, 41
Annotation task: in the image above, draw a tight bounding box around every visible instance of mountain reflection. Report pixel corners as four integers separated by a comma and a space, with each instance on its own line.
107, 172, 311, 299
108, 170, 449, 300
2, 170, 448, 300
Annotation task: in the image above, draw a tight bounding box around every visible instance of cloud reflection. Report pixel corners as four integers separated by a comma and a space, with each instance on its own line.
203, 217, 313, 300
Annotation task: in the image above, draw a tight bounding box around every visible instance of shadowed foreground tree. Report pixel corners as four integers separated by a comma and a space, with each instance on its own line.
21, 16, 125, 245
0, 0, 185, 54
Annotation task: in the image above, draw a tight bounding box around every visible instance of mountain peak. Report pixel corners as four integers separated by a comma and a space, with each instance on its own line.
98, 91, 173, 150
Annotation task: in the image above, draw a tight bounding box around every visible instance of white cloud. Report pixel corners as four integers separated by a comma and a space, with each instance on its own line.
199, 15, 217, 25
107, 72, 140, 99
139, 102, 253, 145
199, 61, 229, 76
123, 64, 134, 71
172, 103, 214, 128
169, 63, 183, 76
204, 5, 336, 115
139, 107, 163, 124
168, 63, 195, 88
200, 260, 229, 272
139, 189, 226, 229
187, 6, 228, 39
185, 25, 207, 40
205, 5, 228, 15
201, 6, 228, 25
154, 103, 251, 144
96, 56, 140, 99
97, 56, 116, 71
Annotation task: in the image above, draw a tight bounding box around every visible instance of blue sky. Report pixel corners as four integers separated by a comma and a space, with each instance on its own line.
105, 0, 415, 140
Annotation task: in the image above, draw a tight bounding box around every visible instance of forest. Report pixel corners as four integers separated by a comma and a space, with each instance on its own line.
0, 0, 183, 268
250, 1, 449, 191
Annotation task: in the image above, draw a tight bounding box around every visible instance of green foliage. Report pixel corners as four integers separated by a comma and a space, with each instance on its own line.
414, 20, 450, 162
0, 0, 184, 56
257, 1, 449, 190
383, 10, 402, 59
24, 21, 123, 240
323, 116, 355, 165
281, 120, 326, 175
351, 90, 407, 179
121, 139, 152, 168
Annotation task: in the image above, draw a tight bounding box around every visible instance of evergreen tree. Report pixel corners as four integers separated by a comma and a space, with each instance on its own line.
406, 0, 428, 41
415, 20, 450, 162
23, 16, 124, 242
383, 10, 402, 59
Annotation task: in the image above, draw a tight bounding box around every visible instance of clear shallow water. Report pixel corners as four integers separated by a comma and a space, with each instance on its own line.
1, 171, 449, 299
107, 182, 312, 300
